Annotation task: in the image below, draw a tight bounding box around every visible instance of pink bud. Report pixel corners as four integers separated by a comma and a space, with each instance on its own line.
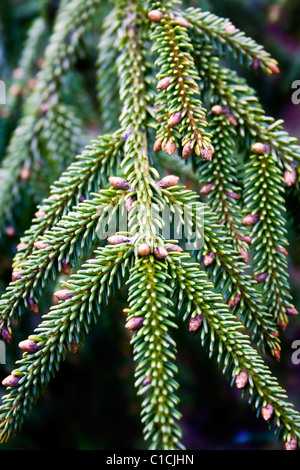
261, 403, 274, 421
235, 370, 248, 389
188, 315, 202, 332
125, 317, 144, 330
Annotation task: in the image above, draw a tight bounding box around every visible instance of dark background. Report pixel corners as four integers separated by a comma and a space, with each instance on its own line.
0, 0, 299, 450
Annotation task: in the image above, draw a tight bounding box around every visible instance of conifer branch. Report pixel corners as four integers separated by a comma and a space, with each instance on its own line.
168, 253, 300, 445
196, 114, 249, 255
127, 256, 183, 450
193, 45, 300, 167
97, 7, 121, 133
0, 0, 103, 235
0, 0, 299, 451
0, 188, 126, 335
0, 244, 133, 443
243, 148, 295, 331
149, 4, 212, 159
12, 133, 122, 270
164, 187, 280, 354
184, 8, 280, 75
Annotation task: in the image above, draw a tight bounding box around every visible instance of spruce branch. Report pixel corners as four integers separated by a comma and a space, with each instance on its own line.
127, 256, 183, 450
0, 244, 133, 443
184, 8, 280, 75
149, 4, 212, 159
194, 45, 300, 167
243, 148, 295, 331
0, 0, 299, 451
168, 253, 300, 446
164, 186, 280, 354
0, 0, 103, 235
0, 187, 126, 335
97, 7, 122, 134
196, 113, 249, 255
12, 133, 122, 270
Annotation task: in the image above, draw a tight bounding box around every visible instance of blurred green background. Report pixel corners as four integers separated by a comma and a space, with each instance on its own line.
0, 0, 300, 450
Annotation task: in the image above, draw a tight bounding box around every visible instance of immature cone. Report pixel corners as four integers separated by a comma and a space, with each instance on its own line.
34, 241, 51, 250
254, 271, 268, 283
5, 226, 15, 237
173, 16, 189, 28
125, 317, 144, 331
284, 167, 297, 187
225, 191, 241, 200
35, 210, 46, 219
20, 168, 30, 180
9, 84, 22, 97
228, 294, 241, 308
182, 140, 194, 158
268, 62, 280, 75
17, 242, 28, 251
12, 271, 23, 282
54, 289, 74, 301
226, 114, 238, 127
189, 315, 203, 332
125, 197, 136, 212
203, 251, 215, 266
48, 193, 60, 200
235, 370, 248, 389
107, 235, 131, 245
40, 101, 50, 115
200, 146, 213, 162
156, 76, 173, 90
2, 374, 21, 388
61, 258, 72, 275
239, 247, 249, 264
242, 213, 261, 226
27, 297, 38, 313
108, 177, 129, 190
137, 243, 151, 257
271, 331, 280, 338
142, 376, 152, 387
164, 140, 177, 156
13, 67, 24, 79
237, 235, 252, 245
285, 437, 298, 451
165, 244, 183, 253
261, 403, 274, 421
252, 59, 260, 71
19, 339, 42, 353
28, 78, 37, 90
286, 307, 299, 316
153, 139, 162, 152
252, 142, 267, 155
121, 129, 132, 141
1, 326, 12, 343
71, 337, 79, 354
153, 246, 169, 260
200, 183, 214, 195
225, 24, 236, 33
211, 105, 224, 116
275, 246, 288, 257
278, 320, 287, 332
148, 10, 164, 22
157, 175, 180, 188
273, 349, 281, 362
168, 111, 183, 127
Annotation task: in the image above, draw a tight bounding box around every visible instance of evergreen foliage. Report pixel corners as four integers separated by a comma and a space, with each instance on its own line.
0, 0, 299, 450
